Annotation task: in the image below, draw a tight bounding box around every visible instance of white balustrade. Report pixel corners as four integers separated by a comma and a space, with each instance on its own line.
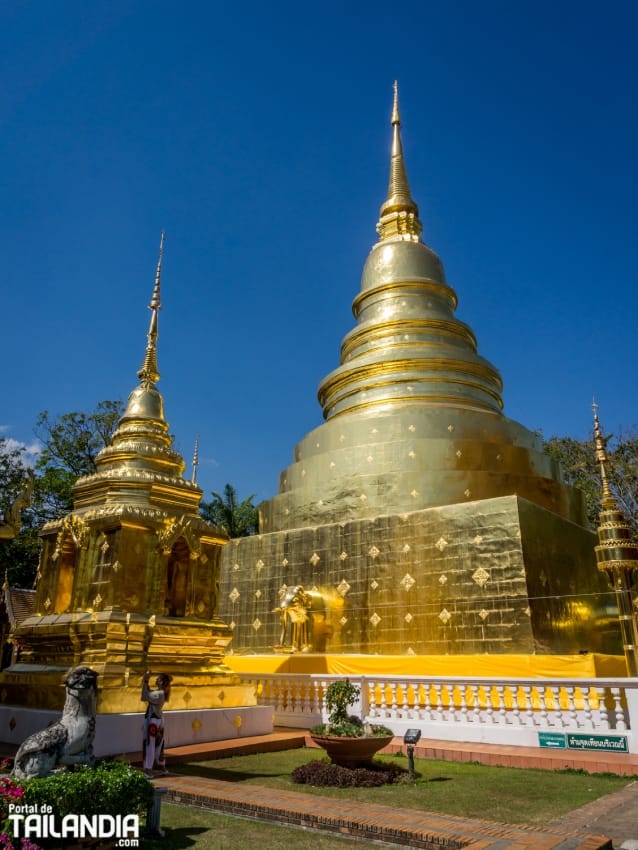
238, 671, 638, 752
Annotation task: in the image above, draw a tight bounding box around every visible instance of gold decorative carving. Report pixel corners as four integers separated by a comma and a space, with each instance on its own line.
368, 545, 380, 558
370, 580, 379, 590
53, 514, 90, 559
157, 516, 201, 557
400, 573, 415, 591
404, 612, 413, 623
472, 567, 489, 587
370, 612, 381, 626
337, 579, 350, 597
229, 587, 240, 603
435, 537, 448, 551
252, 618, 262, 631
310, 552, 320, 566
439, 608, 451, 624
256, 559, 264, 571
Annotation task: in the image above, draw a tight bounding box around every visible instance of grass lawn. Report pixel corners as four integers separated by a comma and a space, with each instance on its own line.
144, 802, 368, 849
140, 747, 636, 848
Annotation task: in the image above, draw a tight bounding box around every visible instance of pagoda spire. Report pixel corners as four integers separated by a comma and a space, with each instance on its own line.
191, 435, 199, 484
137, 231, 164, 387
592, 400, 638, 676
377, 82, 423, 242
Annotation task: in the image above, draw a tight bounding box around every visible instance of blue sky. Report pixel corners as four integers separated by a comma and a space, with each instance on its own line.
1, 1, 637, 505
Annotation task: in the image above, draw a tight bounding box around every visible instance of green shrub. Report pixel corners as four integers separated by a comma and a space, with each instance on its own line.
22, 761, 153, 821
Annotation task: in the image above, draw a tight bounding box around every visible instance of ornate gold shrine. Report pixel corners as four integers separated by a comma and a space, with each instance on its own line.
1, 236, 254, 712
219, 86, 622, 659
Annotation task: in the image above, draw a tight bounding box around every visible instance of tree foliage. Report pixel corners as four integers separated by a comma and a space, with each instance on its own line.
0, 401, 124, 588
200, 483, 259, 537
33, 400, 123, 523
0, 438, 39, 587
544, 428, 638, 539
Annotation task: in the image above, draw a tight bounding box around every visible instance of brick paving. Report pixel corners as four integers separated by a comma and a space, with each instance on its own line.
146, 731, 638, 849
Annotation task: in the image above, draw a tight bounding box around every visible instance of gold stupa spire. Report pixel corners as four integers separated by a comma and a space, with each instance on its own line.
137, 231, 164, 387
592, 399, 615, 509
592, 400, 638, 676
192, 435, 199, 484
377, 82, 423, 241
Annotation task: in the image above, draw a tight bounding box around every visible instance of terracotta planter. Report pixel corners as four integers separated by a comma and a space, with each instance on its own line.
310, 734, 393, 768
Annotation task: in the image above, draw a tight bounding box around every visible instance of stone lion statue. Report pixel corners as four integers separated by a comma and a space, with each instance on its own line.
12, 666, 99, 780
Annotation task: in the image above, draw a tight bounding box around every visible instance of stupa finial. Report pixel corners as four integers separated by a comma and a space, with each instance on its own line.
377, 82, 422, 242
592, 398, 616, 510
192, 435, 199, 484
137, 231, 164, 386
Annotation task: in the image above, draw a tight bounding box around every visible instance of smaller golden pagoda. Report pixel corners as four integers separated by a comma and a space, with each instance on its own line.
593, 402, 638, 675
1, 235, 254, 713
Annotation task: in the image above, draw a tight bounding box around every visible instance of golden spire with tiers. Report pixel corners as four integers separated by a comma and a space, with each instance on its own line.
376, 81, 422, 242
2, 238, 255, 717
592, 401, 638, 675
258, 83, 585, 533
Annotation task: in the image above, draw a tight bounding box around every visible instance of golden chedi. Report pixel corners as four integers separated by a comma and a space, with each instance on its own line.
2, 235, 254, 713
221, 85, 620, 658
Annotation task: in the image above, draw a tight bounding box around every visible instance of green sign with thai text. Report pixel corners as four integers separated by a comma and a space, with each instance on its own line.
566, 734, 628, 753
538, 732, 566, 749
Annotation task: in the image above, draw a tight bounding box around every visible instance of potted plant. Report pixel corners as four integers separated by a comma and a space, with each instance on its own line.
309, 679, 394, 768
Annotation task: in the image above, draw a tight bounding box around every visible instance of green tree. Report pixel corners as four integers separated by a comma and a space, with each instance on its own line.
0, 438, 39, 587
201, 483, 259, 537
544, 428, 638, 539
34, 399, 123, 523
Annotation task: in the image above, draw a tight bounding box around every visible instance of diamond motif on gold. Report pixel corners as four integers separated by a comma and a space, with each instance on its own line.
439, 608, 452, 624
230, 620, 236, 630
229, 587, 240, 603
370, 612, 381, 627
233, 563, 240, 571
256, 559, 264, 572
408, 424, 416, 432
339, 551, 348, 561
44, 597, 51, 610
401, 573, 416, 591
252, 618, 262, 631
359, 493, 367, 502
197, 600, 205, 613
408, 450, 416, 459
310, 552, 320, 566
301, 469, 306, 477
456, 450, 462, 458
496, 453, 502, 461
183, 691, 192, 704
367, 455, 374, 463
112, 560, 121, 572
200, 553, 208, 565
370, 580, 379, 590
472, 567, 490, 587
404, 612, 413, 623
100, 541, 109, 555
407, 647, 416, 656
93, 593, 102, 608
524, 606, 531, 617
479, 609, 489, 620
473, 535, 483, 545
368, 545, 380, 558
337, 579, 351, 597
339, 434, 346, 442
255, 590, 262, 599
439, 574, 448, 585
410, 489, 419, 498
402, 543, 411, 553
448, 424, 454, 432
436, 537, 448, 551
282, 558, 289, 567
284, 508, 290, 515
328, 460, 336, 470
340, 616, 348, 626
